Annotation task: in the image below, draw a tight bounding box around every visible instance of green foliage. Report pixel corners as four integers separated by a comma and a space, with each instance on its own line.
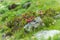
48, 34, 60, 40
53, 34, 60, 40
0, 0, 60, 40
42, 16, 54, 27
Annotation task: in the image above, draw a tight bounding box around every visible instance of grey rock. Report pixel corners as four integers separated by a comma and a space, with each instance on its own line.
23, 1, 31, 9
24, 17, 45, 31
34, 30, 60, 40
54, 14, 60, 19
2, 33, 6, 40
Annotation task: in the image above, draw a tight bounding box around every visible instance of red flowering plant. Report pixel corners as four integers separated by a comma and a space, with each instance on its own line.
6, 11, 38, 33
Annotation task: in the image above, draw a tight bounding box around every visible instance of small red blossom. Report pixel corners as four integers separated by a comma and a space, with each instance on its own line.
26, 18, 32, 23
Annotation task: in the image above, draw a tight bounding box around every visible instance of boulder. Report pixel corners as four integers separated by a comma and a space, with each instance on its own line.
34, 30, 60, 40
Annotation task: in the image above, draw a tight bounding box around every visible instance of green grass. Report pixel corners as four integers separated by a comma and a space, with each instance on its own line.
43, 19, 60, 30
17, 18, 60, 40
0, 0, 60, 40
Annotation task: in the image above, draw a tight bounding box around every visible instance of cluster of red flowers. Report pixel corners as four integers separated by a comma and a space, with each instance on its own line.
25, 16, 35, 23
22, 13, 35, 23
